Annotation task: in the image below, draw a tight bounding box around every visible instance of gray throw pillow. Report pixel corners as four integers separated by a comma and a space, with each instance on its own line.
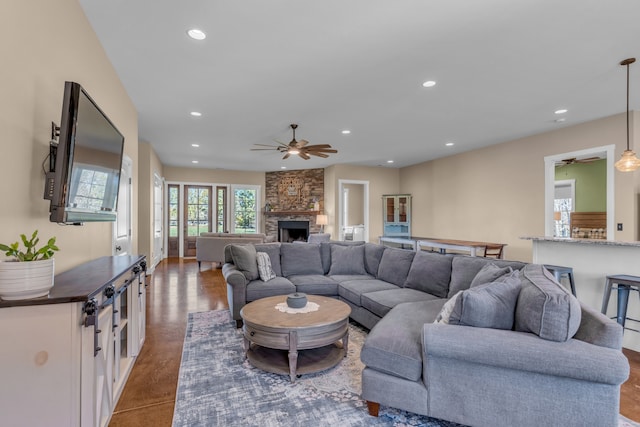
280, 243, 324, 276
449, 275, 522, 330
328, 244, 367, 275
515, 264, 581, 342
403, 251, 453, 298
228, 244, 259, 281
376, 247, 416, 287
470, 263, 513, 288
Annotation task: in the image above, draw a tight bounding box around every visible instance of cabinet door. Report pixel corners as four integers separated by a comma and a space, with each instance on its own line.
81, 304, 114, 427
398, 195, 409, 223
385, 196, 396, 223
135, 273, 146, 353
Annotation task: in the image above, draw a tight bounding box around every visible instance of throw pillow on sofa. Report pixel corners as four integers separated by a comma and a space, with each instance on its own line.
229, 244, 259, 281
404, 251, 453, 298
280, 243, 324, 276
470, 263, 513, 288
448, 274, 522, 330
256, 252, 276, 282
434, 291, 462, 324
515, 264, 581, 342
328, 244, 367, 275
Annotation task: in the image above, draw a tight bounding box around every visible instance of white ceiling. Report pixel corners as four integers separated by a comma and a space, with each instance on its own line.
79, 0, 640, 172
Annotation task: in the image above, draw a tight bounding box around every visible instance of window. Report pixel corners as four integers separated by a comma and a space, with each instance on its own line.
231, 185, 260, 233
168, 185, 179, 237
554, 180, 575, 237
186, 186, 211, 237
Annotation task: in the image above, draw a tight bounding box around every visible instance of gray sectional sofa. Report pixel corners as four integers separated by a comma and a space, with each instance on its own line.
222, 241, 629, 427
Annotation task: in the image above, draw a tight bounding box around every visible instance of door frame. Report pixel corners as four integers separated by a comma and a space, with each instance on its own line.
113, 155, 132, 256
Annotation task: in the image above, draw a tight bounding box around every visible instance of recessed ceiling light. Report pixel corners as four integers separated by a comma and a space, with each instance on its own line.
341, 130, 351, 134
192, 160, 199, 164
191, 143, 200, 148
280, 166, 287, 169
445, 142, 455, 146
187, 29, 206, 40
554, 109, 568, 114
422, 81, 436, 88
190, 111, 202, 117
387, 160, 394, 164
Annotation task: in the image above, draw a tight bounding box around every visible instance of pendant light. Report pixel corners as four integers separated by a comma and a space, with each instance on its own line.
614, 58, 640, 172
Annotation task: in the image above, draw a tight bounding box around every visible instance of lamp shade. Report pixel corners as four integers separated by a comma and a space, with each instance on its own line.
614, 149, 640, 172
316, 214, 328, 226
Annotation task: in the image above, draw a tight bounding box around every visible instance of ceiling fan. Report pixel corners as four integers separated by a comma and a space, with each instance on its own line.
251, 124, 338, 160
557, 156, 601, 166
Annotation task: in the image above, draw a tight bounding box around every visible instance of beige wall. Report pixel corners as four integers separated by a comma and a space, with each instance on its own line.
138, 142, 164, 264
1, 0, 138, 273
400, 112, 640, 262
324, 165, 400, 241
344, 183, 365, 225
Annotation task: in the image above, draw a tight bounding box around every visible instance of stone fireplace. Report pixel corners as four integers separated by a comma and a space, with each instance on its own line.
278, 220, 310, 242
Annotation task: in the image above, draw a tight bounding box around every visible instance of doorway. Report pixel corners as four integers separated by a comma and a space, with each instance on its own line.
183, 185, 212, 257
544, 145, 615, 239
338, 179, 369, 241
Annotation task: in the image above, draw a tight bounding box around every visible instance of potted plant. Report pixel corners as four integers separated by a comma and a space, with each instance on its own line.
0, 230, 59, 300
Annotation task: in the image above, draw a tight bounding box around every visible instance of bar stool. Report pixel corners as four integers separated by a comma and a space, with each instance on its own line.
543, 264, 576, 297
601, 275, 640, 331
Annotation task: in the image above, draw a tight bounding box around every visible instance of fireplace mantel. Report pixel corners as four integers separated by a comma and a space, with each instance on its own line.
264, 210, 319, 216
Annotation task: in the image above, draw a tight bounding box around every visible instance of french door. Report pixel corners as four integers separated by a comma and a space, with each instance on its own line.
167, 184, 180, 257
183, 185, 212, 257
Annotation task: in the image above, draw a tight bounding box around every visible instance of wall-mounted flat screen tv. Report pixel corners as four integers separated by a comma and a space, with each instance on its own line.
45, 81, 125, 224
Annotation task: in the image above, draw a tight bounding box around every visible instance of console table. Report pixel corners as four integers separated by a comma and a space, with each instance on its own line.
0, 255, 146, 427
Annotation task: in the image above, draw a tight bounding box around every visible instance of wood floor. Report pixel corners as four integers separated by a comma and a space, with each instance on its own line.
109, 257, 640, 426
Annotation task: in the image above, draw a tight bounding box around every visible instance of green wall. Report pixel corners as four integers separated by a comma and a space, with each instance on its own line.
554, 159, 606, 211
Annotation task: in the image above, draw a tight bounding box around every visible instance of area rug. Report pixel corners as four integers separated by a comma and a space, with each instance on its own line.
173, 309, 640, 427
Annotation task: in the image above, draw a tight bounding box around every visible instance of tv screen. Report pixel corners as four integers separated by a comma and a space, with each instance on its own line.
46, 82, 125, 224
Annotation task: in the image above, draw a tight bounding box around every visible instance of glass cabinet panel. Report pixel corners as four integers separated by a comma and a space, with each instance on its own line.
382, 194, 411, 237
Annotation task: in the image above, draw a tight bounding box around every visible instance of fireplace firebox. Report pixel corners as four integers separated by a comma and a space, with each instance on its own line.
278, 220, 310, 242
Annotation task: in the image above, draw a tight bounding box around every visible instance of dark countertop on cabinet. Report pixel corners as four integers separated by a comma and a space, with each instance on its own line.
0, 255, 145, 308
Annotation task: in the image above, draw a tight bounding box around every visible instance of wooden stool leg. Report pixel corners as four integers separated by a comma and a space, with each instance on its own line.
366, 401, 380, 417
601, 278, 613, 314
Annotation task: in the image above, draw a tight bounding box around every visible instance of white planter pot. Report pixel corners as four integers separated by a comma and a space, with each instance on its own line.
0, 258, 55, 300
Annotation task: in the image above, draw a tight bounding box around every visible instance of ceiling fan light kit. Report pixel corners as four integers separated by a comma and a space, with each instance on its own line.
614, 58, 640, 172
251, 124, 338, 160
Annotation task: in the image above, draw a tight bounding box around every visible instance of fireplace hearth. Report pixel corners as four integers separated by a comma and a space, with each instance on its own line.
278, 220, 309, 242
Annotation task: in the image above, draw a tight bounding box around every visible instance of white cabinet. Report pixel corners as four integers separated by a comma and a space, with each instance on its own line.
0, 256, 146, 427
382, 194, 411, 237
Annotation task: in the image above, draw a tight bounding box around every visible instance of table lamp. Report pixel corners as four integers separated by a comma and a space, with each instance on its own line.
316, 214, 328, 233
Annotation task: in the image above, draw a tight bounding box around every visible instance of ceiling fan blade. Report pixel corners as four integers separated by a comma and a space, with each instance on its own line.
305, 144, 333, 149
282, 153, 290, 160
250, 148, 279, 151
308, 152, 329, 158
299, 152, 311, 160
307, 148, 338, 154
253, 143, 279, 147
297, 139, 309, 147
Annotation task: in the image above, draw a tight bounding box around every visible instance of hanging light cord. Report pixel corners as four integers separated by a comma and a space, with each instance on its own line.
626, 59, 630, 151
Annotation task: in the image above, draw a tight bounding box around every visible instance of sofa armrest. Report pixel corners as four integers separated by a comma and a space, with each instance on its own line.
423, 323, 629, 385
222, 263, 248, 320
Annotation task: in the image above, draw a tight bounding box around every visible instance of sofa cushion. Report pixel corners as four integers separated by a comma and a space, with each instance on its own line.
515, 264, 581, 342
448, 256, 526, 298
255, 243, 282, 276
338, 279, 399, 306
449, 275, 522, 330
246, 277, 296, 301
256, 252, 276, 282
288, 275, 339, 296
228, 244, 259, 281
280, 243, 323, 276
403, 251, 453, 298
329, 274, 374, 283
361, 299, 447, 382
364, 243, 386, 276
469, 263, 513, 288
376, 247, 415, 287
361, 288, 441, 318
320, 241, 365, 274
328, 244, 367, 275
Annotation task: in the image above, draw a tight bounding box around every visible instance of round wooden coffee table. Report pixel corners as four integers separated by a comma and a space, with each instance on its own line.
240, 295, 351, 382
